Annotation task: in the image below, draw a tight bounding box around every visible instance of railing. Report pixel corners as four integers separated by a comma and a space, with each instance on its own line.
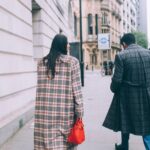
87, 35, 97, 42
101, 22, 110, 28
111, 42, 121, 49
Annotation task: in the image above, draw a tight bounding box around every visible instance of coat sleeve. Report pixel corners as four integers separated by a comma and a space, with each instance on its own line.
71, 60, 84, 118
110, 54, 124, 93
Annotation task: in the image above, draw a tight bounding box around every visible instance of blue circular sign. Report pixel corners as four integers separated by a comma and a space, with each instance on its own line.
100, 37, 108, 44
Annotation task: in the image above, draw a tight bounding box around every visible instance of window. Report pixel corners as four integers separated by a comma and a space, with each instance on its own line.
74, 14, 77, 36
101, 29, 109, 33
95, 14, 98, 35
101, 12, 108, 25
88, 14, 93, 35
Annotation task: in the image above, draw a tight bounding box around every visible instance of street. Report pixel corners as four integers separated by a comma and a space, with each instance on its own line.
1, 71, 145, 150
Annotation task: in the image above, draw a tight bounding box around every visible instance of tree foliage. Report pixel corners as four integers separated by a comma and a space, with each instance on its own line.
132, 32, 148, 49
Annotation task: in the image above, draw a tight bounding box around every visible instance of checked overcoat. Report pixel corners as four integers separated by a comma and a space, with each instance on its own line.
103, 44, 150, 136
34, 55, 84, 150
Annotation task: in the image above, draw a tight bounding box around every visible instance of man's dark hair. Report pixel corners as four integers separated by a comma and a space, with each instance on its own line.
120, 33, 136, 46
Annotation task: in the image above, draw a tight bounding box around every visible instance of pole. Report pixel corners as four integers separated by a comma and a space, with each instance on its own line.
79, 0, 84, 86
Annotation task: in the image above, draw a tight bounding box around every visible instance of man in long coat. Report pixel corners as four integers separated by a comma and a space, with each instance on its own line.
103, 33, 150, 150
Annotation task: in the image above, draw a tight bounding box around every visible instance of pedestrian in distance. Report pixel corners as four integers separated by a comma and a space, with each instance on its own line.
92, 65, 94, 71
86, 64, 89, 70
108, 60, 114, 75
103, 61, 108, 75
34, 34, 84, 150
103, 33, 150, 150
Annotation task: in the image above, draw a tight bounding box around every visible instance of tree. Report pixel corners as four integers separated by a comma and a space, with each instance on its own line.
132, 32, 148, 49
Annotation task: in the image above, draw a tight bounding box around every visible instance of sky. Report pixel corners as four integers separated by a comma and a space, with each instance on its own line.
147, 0, 150, 46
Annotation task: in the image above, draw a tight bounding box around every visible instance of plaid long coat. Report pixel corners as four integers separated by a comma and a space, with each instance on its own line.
103, 44, 150, 136
34, 55, 84, 150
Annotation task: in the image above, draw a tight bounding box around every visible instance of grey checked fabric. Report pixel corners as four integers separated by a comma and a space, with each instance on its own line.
103, 44, 150, 136
34, 55, 83, 150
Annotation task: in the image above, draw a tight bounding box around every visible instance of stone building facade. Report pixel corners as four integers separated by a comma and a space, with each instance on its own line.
0, 0, 75, 146
82, 0, 102, 69
73, 0, 102, 69
74, 0, 123, 69
100, 0, 123, 63
122, 0, 137, 34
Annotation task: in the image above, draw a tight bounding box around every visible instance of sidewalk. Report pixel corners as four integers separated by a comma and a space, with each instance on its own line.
0, 71, 145, 150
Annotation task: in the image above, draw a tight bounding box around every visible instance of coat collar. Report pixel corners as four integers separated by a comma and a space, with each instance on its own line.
125, 44, 141, 51
58, 54, 70, 63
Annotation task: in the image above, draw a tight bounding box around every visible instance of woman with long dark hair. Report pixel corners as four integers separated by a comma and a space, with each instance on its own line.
34, 34, 84, 150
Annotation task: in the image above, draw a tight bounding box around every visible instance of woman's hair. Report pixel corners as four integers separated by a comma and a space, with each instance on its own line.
43, 34, 68, 79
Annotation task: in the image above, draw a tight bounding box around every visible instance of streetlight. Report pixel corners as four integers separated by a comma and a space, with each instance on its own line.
79, 0, 84, 86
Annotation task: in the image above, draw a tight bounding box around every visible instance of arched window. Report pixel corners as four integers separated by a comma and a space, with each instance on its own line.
102, 12, 108, 25
95, 14, 98, 35
74, 14, 77, 37
88, 14, 93, 35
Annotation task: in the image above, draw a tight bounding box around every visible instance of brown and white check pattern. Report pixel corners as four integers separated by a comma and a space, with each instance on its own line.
34, 55, 84, 150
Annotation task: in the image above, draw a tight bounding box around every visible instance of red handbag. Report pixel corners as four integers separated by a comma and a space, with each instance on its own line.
67, 119, 85, 144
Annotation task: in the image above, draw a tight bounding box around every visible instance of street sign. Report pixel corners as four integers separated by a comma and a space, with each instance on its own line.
98, 33, 111, 50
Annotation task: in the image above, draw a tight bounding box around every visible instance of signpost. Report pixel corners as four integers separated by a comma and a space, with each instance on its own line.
79, 0, 84, 86
98, 33, 111, 70
70, 0, 84, 87
98, 33, 111, 50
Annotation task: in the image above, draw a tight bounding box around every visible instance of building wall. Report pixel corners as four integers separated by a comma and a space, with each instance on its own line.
33, 0, 75, 58
109, 0, 122, 45
74, 0, 123, 69
0, 0, 36, 122
101, 0, 123, 62
0, 0, 74, 146
79, 0, 102, 69
122, 0, 137, 34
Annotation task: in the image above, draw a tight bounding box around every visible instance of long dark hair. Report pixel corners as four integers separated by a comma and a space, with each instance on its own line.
43, 34, 68, 79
